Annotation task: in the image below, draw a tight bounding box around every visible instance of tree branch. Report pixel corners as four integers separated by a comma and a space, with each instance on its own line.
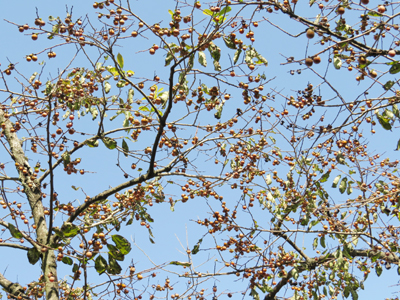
0, 272, 28, 299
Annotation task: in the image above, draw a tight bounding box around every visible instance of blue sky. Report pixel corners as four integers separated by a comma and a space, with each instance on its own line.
1, 1, 400, 300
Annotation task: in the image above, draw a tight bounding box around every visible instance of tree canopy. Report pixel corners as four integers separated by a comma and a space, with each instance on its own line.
1, 0, 400, 300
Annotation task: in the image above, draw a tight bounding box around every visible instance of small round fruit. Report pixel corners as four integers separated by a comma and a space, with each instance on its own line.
86, 251, 93, 258
388, 49, 396, 57
378, 5, 386, 13
137, 274, 143, 280
313, 55, 321, 64
149, 48, 156, 55
32, 33, 38, 40
230, 71, 236, 77
337, 6, 345, 15
131, 31, 138, 37
248, 64, 255, 70
306, 28, 315, 39
195, 2, 201, 8
360, 0, 369, 4
305, 57, 313, 67
369, 70, 377, 78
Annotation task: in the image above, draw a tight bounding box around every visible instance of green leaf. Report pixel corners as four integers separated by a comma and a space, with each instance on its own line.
122, 139, 129, 157
102, 137, 117, 149
198, 51, 207, 67
72, 263, 79, 273
310, 0, 315, 6
107, 66, 119, 76
62, 151, 71, 168
29, 72, 38, 83
376, 264, 383, 276
128, 88, 134, 102
90, 107, 98, 120
223, 36, 236, 50
117, 53, 124, 69
332, 175, 341, 188
203, 9, 213, 16
233, 49, 242, 64
191, 238, 203, 255
95, 255, 108, 274
107, 255, 122, 275
62, 257, 73, 265
336, 152, 345, 164
208, 44, 221, 62
250, 289, 260, 300
395, 139, 400, 151
165, 51, 174, 66
389, 62, 400, 74
27, 247, 40, 265
61, 222, 80, 237
313, 238, 318, 250
85, 138, 99, 148
333, 56, 342, 69
347, 181, 353, 195
265, 174, 272, 185
368, 11, 382, 17
111, 234, 131, 255
350, 290, 358, 300
104, 81, 111, 94
383, 80, 395, 90
213, 60, 221, 71
320, 235, 326, 248
107, 244, 124, 261
169, 261, 191, 267
379, 115, 392, 130
8, 223, 23, 239
320, 171, 330, 183
339, 177, 348, 194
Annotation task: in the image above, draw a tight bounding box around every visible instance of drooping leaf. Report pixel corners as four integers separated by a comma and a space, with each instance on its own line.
223, 36, 236, 50
102, 137, 117, 149
395, 139, 400, 151
117, 53, 124, 69
165, 51, 174, 66
347, 181, 354, 195
107, 244, 124, 261
191, 238, 203, 255
107, 255, 122, 275
339, 177, 348, 194
376, 264, 383, 276
336, 152, 345, 164
62, 151, 71, 168
250, 288, 260, 300
122, 139, 129, 157
378, 115, 392, 130
8, 223, 23, 239
213, 60, 221, 71
320, 171, 330, 183
104, 81, 111, 94
332, 175, 341, 188
27, 247, 40, 265
233, 49, 242, 64
198, 51, 207, 67
320, 235, 326, 248
111, 234, 131, 255
313, 237, 318, 250
95, 255, 108, 274
333, 56, 342, 69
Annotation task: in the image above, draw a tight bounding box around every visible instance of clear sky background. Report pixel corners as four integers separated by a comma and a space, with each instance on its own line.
0, 1, 400, 300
